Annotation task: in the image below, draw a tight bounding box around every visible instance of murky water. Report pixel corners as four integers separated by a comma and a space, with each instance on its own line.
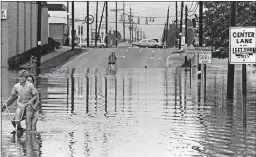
1, 65, 256, 157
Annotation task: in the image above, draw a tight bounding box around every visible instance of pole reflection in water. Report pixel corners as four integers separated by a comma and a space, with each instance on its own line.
67, 77, 69, 109
174, 68, 177, 114
104, 77, 108, 116
86, 76, 89, 114
122, 77, 125, 112
71, 68, 75, 113
68, 132, 75, 157
95, 74, 98, 112
184, 69, 187, 111
115, 77, 117, 112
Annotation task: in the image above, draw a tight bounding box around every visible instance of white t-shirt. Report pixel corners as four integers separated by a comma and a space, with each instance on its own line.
11, 82, 37, 104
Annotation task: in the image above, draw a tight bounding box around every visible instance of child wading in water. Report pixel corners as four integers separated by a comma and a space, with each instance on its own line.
1, 70, 38, 133
26, 74, 40, 131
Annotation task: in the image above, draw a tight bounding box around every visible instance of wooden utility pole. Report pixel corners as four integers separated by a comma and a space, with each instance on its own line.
176, 1, 178, 46
185, 5, 188, 65
87, 1, 89, 47
179, 2, 183, 50
227, 2, 236, 99
36, 1, 42, 68
132, 19, 134, 42
97, 2, 105, 41
105, 1, 108, 47
123, 2, 125, 42
67, 2, 69, 46
116, 1, 118, 47
95, 2, 98, 47
72, 1, 75, 50
198, 1, 203, 79
129, 5, 131, 43
166, 6, 170, 47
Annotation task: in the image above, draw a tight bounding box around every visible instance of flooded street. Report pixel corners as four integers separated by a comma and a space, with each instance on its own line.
1, 64, 256, 157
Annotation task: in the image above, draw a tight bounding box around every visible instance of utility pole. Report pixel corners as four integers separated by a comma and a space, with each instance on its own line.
95, 2, 98, 47
116, 1, 118, 47
166, 6, 170, 47
87, 1, 89, 47
67, 2, 69, 46
132, 19, 134, 42
227, 2, 236, 99
123, 2, 125, 42
129, 5, 131, 43
198, 1, 203, 79
36, 1, 42, 68
97, 2, 105, 41
105, 1, 108, 47
185, 5, 188, 65
179, 2, 183, 50
72, 1, 75, 50
176, 1, 178, 47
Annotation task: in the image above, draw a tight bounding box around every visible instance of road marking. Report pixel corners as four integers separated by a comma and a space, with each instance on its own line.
140, 48, 143, 52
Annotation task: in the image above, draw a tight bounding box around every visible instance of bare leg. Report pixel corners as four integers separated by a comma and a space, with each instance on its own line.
15, 107, 24, 129
31, 110, 39, 131
26, 107, 33, 131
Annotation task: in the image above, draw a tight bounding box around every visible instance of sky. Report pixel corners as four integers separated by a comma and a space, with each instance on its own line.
48, 1, 198, 40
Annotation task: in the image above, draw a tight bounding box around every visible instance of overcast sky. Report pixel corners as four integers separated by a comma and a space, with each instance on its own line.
48, 1, 198, 40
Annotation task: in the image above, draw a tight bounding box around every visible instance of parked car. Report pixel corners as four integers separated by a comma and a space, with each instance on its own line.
77, 40, 106, 48
132, 39, 162, 48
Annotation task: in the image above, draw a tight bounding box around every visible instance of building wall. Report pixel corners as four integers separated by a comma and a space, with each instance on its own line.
41, 7, 48, 45
1, 2, 48, 67
1, 2, 10, 67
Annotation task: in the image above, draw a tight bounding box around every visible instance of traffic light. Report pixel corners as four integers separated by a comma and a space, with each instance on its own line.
120, 14, 123, 20
152, 17, 155, 22
150, 17, 152, 22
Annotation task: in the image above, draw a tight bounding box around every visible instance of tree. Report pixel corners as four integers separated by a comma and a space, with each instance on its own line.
204, 2, 256, 58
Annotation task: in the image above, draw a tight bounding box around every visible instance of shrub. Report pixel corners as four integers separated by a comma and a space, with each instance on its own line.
8, 38, 58, 68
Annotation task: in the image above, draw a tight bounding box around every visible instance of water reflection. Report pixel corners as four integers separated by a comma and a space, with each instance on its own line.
1, 66, 256, 156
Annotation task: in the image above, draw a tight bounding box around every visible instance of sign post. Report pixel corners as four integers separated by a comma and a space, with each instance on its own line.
230, 27, 256, 127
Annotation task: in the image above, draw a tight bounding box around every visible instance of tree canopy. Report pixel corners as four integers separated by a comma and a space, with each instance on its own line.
204, 2, 256, 58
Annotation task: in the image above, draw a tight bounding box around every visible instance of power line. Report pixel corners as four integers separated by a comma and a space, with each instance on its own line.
188, 3, 199, 17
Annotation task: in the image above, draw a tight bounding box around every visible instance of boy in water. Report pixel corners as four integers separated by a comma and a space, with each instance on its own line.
26, 74, 40, 131
1, 70, 38, 133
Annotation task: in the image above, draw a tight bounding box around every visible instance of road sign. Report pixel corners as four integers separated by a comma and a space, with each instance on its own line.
197, 47, 212, 64
85, 15, 94, 24
229, 27, 256, 64
199, 51, 212, 64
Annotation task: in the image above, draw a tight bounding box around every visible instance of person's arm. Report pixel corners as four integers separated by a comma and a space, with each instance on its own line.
1, 85, 18, 111
26, 93, 37, 107
1, 94, 18, 111
32, 93, 40, 110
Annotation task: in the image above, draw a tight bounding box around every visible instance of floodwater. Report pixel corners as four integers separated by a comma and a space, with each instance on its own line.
1, 64, 256, 157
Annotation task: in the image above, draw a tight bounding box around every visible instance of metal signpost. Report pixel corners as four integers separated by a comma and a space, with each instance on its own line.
229, 27, 256, 128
